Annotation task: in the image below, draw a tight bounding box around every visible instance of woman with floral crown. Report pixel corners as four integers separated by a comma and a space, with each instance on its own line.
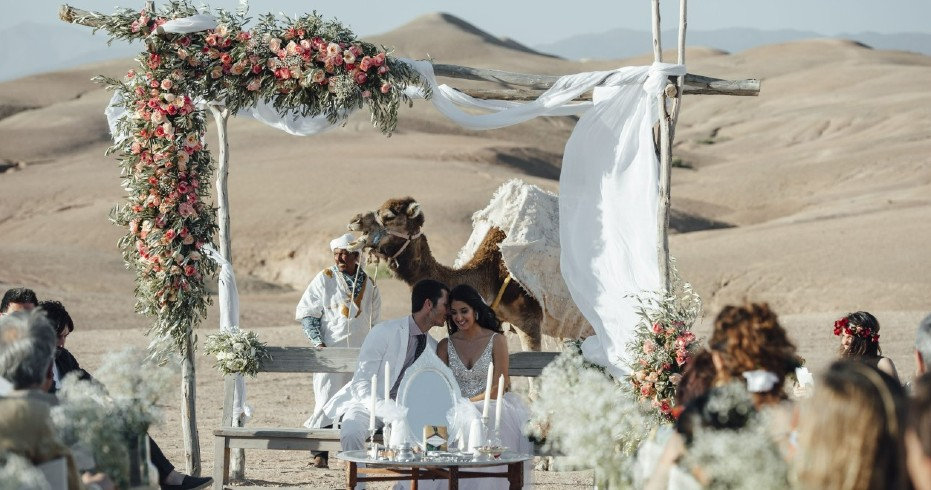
835, 311, 899, 381
436, 284, 532, 489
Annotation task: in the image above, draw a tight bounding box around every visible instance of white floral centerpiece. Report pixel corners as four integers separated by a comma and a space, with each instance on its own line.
529, 347, 655, 488
0, 453, 51, 490
52, 348, 177, 488
627, 264, 702, 422
203, 329, 270, 377
680, 383, 790, 488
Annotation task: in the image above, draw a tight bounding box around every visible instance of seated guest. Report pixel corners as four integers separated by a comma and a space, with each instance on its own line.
908, 373, 931, 490
834, 310, 899, 381
0, 287, 38, 315
914, 313, 931, 377
37, 299, 211, 490
0, 309, 88, 490
794, 360, 908, 490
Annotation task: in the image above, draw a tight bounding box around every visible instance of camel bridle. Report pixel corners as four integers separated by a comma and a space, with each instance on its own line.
372, 211, 422, 262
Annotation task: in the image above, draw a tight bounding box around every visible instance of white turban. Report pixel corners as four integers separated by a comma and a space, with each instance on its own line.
330, 233, 357, 252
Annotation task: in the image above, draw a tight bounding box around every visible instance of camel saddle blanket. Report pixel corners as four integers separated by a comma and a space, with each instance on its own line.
455, 179, 592, 341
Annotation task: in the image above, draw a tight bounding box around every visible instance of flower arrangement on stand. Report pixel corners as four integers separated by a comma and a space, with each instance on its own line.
51, 349, 177, 488
529, 346, 655, 489
203, 329, 271, 377
627, 266, 702, 422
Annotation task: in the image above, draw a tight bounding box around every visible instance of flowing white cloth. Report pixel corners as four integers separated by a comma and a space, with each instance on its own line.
159, 14, 217, 34
202, 245, 251, 422
560, 63, 686, 378
297, 267, 381, 428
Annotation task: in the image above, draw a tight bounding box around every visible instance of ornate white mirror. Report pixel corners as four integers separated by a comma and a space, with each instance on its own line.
397, 348, 462, 450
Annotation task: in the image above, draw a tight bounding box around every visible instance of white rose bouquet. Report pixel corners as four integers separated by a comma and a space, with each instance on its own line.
203, 329, 270, 377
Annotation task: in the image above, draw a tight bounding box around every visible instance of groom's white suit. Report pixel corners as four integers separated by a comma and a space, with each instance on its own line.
322, 315, 439, 450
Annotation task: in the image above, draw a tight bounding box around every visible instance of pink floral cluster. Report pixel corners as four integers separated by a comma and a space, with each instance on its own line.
121, 66, 210, 305
630, 321, 698, 420
165, 21, 393, 97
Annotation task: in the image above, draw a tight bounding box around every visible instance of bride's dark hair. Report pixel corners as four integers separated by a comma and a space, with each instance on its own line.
446, 284, 503, 336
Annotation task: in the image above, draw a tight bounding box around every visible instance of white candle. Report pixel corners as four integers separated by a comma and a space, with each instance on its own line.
482, 361, 494, 417
384, 362, 391, 400
494, 374, 505, 431
368, 374, 377, 431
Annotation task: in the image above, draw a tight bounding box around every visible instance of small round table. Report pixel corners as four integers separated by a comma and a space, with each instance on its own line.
336, 449, 531, 489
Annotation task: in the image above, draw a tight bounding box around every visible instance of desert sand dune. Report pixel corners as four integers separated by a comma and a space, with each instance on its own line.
1, 12, 930, 487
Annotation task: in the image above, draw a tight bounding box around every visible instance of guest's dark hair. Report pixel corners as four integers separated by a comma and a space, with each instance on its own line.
839, 311, 882, 358
38, 300, 74, 335
446, 284, 503, 335
675, 383, 757, 445
1, 288, 38, 314
675, 349, 715, 408
410, 279, 449, 313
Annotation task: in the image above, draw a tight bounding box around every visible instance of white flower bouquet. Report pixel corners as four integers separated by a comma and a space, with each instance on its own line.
0, 453, 51, 490
529, 347, 655, 488
52, 348, 176, 488
203, 329, 270, 377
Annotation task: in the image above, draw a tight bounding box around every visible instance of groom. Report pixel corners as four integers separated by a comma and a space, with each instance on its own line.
323, 279, 449, 454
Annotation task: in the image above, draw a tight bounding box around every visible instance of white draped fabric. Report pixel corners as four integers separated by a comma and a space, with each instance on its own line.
202, 245, 252, 422
107, 13, 686, 378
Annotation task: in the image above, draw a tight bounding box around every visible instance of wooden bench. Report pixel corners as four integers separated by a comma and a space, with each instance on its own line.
213, 346, 557, 488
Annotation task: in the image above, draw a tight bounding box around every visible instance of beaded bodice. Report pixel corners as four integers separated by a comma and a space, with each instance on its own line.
447, 333, 496, 398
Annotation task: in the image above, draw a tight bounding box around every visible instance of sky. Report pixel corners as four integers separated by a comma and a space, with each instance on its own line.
7, 0, 931, 45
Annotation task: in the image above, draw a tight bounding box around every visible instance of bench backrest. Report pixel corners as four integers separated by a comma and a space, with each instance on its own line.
220, 347, 559, 427
261, 347, 559, 377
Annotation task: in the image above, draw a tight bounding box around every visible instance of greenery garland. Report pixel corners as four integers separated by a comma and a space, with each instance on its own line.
87, 1, 429, 359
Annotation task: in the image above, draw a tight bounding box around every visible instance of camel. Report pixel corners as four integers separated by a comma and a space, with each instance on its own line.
349, 196, 587, 352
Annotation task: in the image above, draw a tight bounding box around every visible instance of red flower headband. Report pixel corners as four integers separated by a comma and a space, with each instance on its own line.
833, 317, 879, 343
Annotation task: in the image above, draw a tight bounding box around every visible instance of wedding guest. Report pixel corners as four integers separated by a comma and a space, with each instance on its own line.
794, 360, 908, 490
709, 302, 803, 406
0, 287, 38, 315
38, 299, 211, 490
914, 313, 931, 377
0, 309, 92, 490
295, 233, 381, 468
908, 373, 931, 490
674, 349, 716, 410
323, 279, 448, 489
834, 311, 899, 381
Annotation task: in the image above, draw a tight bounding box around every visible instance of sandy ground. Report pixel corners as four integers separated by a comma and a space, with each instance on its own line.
2, 11, 931, 489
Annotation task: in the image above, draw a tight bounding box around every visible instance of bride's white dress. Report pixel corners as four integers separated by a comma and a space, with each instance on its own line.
447, 333, 533, 489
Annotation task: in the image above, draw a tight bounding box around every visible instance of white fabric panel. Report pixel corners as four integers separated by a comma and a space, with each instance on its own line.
560, 63, 685, 378
203, 245, 252, 422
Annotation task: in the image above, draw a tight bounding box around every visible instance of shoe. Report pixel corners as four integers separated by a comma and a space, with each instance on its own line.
312, 455, 329, 468
160, 475, 213, 490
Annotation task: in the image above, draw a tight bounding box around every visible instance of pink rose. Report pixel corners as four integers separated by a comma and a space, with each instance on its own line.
246, 78, 262, 91
160, 79, 172, 90
268, 38, 281, 52
361, 90, 371, 98
377, 65, 389, 75
373, 52, 385, 66
642, 340, 655, 354
178, 202, 196, 218
184, 265, 196, 277
343, 50, 356, 65
380, 81, 391, 94
130, 141, 142, 154
354, 71, 367, 85
669, 373, 683, 385
651, 323, 663, 334
326, 42, 341, 56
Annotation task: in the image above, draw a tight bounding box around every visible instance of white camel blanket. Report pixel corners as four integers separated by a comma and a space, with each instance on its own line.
455, 179, 591, 341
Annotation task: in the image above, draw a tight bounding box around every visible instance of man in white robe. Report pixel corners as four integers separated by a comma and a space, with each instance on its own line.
296, 233, 381, 468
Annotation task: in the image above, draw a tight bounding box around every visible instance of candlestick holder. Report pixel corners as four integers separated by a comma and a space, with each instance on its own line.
368, 429, 379, 459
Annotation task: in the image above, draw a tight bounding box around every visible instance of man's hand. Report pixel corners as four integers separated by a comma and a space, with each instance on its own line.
82, 472, 115, 490
315, 342, 327, 349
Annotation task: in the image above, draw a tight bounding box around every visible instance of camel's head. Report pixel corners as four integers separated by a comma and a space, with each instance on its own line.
348, 197, 424, 260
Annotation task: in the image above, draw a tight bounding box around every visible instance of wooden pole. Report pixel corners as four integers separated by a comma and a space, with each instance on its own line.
208, 103, 246, 479
181, 332, 201, 475
652, 0, 674, 293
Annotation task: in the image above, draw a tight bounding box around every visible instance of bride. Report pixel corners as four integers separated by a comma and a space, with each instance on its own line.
437, 284, 533, 489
